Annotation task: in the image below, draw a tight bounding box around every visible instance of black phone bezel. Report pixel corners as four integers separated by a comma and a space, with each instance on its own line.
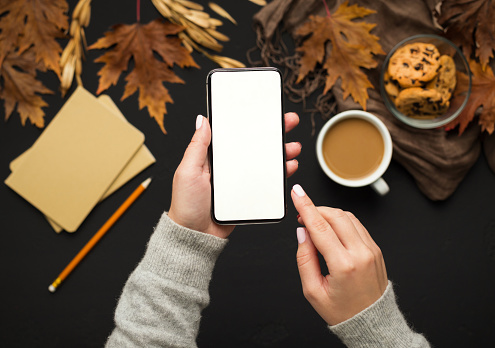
206, 67, 287, 225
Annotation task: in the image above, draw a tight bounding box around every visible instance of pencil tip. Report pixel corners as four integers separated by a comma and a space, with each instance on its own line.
142, 177, 152, 188
48, 285, 56, 293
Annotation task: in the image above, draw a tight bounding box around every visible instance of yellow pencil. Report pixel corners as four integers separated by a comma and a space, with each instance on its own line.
48, 177, 152, 292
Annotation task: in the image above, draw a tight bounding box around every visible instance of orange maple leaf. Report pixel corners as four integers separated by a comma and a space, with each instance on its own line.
0, 0, 68, 76
0, 49, 53, 127
445, 59, 495, 135
295, 0, 384, 110
89, 19, 199, 134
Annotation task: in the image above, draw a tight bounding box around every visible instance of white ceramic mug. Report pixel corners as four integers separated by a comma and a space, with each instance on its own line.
316, 110, 393, 195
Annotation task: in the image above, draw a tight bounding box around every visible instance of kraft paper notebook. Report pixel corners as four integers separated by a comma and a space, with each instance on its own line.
5, 86, 145, 232
10, 94, 156, 232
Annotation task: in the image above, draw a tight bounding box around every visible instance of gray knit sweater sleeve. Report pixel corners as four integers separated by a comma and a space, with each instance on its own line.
329, 281, 430, 348
105, 212, 228, 348
106, 212, 429, 348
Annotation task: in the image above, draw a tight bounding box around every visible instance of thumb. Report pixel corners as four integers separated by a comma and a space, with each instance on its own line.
296, 227, 323, 297
181, 115, 211, 170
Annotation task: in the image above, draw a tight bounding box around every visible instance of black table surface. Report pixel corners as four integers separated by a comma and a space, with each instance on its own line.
1, 1, 495, 347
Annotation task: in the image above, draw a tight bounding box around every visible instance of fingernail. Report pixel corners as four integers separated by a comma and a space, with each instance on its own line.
196, 115, 203, 130
296, 214, 300, 219
297, 227, 306, 244
293, 184, 306, 197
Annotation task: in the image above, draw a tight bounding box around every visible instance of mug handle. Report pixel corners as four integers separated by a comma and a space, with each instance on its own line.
371, 178, 390, 196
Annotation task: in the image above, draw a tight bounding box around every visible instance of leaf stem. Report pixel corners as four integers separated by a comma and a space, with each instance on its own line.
322, 0, 331, 17
137, 0, 141, 22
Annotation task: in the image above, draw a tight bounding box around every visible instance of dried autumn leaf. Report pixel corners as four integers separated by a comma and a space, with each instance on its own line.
0, 49, 53, 127
0, 0, 68, 76
295, 1, 384, 110
89, 19, 198, 134
437, 0, 495, 70
445, 59, 495, 135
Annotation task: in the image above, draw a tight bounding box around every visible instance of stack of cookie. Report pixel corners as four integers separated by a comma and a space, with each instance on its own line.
384, 42, 456, 119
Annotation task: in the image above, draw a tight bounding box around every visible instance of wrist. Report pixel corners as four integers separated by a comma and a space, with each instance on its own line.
167, 208, 183, 228
167, 208, 233, 239
329, 281, 421, 346
168, 208, 203, 232
141, 212, 228, 288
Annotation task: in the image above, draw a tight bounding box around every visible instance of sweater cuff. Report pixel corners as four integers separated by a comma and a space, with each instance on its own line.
138, 212, 228, 290
329, 281, 422, 348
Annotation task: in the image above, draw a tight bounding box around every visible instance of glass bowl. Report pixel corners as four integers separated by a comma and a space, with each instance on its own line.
380, 34, 471, 129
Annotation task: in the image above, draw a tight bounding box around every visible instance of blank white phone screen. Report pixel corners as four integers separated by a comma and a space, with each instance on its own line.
209, 69, 285, 223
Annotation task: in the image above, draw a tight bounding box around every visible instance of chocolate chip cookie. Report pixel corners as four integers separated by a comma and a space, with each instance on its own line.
394, 87, 447, 118
426, 55, 456, 106
388, 43, 440, 88
383, 71, 401, 103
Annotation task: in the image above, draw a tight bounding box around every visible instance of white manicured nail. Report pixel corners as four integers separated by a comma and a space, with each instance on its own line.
293, 184, 306, 197
196, 115, 203, 130
297, 227, 306, 244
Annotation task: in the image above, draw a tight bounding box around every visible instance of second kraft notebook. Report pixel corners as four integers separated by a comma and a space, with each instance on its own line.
4, 86, 145, 232
9, 94, 156, 233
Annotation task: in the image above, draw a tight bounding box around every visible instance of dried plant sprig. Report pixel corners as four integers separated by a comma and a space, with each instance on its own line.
209, 2, 237, 25
179, 31, 244, 68
151, 0, 224, 51
151, 0, 244, 67
176, 0, 204, 11
59, 0, 91, 96
249, 0, 267, 6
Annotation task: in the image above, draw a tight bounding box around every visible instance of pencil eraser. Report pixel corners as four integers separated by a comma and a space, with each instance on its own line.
48, 285, 56, 293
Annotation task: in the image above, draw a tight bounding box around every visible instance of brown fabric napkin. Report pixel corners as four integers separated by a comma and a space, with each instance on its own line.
484, 133, 495, 173
253, 0, 493, 200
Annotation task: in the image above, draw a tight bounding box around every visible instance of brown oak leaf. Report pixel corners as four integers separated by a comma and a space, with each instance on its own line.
437, 0, 495, 70
445, 59, 495, 135
295, 0, 384, 110
89, 19, 199, 134
0, 49, 53, 127
0, 0, 68, 76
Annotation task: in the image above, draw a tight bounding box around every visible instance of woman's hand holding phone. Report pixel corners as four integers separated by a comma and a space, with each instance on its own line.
169, 114, 389, 328
291, 184, 388, 326
168, 113, 301, 239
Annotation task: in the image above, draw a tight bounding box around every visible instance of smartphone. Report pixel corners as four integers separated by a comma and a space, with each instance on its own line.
207, 67, 286, 225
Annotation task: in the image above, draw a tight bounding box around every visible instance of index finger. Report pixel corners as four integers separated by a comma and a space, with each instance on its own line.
291, 184, 346, 263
